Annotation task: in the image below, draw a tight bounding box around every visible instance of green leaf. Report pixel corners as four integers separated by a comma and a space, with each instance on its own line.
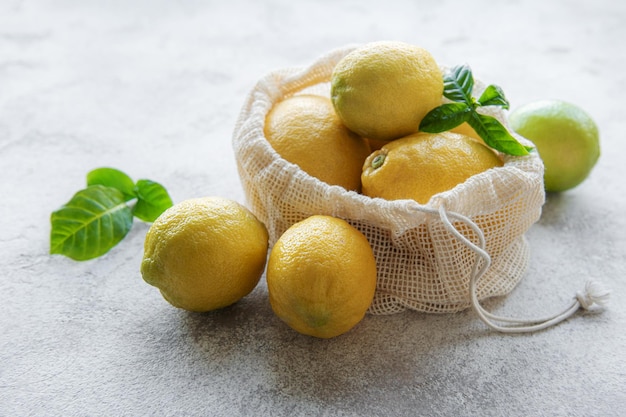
477, 84, 510, 109
87, 167, 136, 201
132, 179, 173, 222
467, 113, 530, 156
417, 62, 530, 156
50, 185, 133, 261
443, 65, 475, 104
419, 102, 472, 133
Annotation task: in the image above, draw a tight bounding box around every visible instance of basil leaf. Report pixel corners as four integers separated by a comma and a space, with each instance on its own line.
50, 185, 133, 261
420, 102, 472, 133
477, 84, 510, 109
443, 65, 474, 104
132, 179, 173, 222
468, 113, 530, 156
87, 167, 136, 201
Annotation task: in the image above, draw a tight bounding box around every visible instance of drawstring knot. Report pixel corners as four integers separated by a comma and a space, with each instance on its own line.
576, 281, 611, 310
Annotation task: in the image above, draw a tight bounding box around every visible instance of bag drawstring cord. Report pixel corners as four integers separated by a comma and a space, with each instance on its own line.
433, 202, 610, 333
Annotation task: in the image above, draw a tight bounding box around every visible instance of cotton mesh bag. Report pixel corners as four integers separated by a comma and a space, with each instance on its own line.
232, 45, 609, 332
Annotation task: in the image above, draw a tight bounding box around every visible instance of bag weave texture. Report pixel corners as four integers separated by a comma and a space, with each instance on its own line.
232, 46, 545, 315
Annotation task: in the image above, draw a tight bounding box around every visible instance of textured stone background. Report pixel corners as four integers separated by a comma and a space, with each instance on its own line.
1, 1, 625, 416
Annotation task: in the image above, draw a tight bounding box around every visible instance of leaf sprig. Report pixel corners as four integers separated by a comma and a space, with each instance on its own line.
50, 167, 173, 261
419, 65, 533, 156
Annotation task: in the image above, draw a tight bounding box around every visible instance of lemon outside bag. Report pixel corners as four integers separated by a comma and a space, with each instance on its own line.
232, 46, 545, 316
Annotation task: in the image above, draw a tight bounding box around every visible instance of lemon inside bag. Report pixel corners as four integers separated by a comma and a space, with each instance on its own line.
232, 46, 545, 315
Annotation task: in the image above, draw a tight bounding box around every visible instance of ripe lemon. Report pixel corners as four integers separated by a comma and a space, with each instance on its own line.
361, 132, 503, 204
141, 197, 269, 312
266, 215, 377, 339
264, 94, 371, 192
509, 100, 600, 192
451, 121, 482, 142
330, 41, 443, 142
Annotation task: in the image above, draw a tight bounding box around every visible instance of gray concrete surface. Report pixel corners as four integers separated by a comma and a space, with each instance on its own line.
1, 1, 624, 416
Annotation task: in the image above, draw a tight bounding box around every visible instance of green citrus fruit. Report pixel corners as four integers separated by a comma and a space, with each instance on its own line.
509, 100, 600, 192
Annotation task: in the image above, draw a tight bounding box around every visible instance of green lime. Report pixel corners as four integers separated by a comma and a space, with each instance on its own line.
509, 100, 600, 192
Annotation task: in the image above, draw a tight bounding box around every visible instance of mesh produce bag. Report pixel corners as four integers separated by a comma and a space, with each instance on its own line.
232, 46, 609, 331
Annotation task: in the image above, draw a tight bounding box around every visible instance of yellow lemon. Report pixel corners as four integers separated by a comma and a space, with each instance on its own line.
264, 94, 371, 192
330, 41, 443, 142
141, 197, 269, 312
451, 121, 482, 142
509, 99, 600, 192
266, 215, 377, 339
361, 132, 503, 204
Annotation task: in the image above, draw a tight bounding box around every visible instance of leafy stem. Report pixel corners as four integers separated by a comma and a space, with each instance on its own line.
50, 167, 173, 261
420, 64, 532, 156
